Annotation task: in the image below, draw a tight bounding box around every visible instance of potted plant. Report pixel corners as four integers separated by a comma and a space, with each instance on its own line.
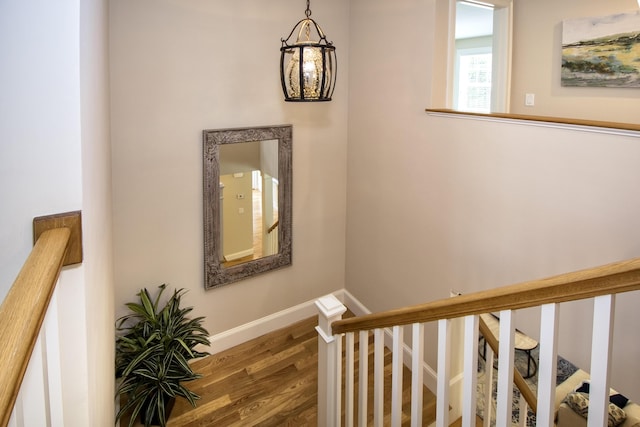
115, 284, 210, 427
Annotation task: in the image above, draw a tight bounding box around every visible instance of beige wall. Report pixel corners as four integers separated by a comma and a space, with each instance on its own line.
109, 0, 638, 407
110, 0, 349, 335
220, 174, 253, 258
510, 0, 640, 121
347, 0, 640, 401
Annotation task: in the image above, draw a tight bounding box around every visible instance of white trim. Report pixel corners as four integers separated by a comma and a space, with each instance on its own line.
315, 325, 336, 344
223, 248, 254, 262
426, 110, 640, 138
202, 289, 353, 355
338, 288, 370, 316
203, 296, 323, 354
315, 293, 348, 318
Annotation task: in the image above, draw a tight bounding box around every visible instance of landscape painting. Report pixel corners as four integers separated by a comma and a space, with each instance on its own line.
562, 11, 640, 88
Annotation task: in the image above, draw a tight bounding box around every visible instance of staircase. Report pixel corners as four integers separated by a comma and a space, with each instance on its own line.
317, 258, 640, 427
2, 223, 639, 426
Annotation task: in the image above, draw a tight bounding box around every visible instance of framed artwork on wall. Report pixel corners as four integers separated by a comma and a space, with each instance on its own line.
561, 11, 640, 88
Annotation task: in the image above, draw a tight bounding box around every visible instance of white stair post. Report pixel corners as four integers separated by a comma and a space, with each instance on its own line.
316, 294, 347, 427
461, 314, 479, 427
537, 303, 560, 427
496, 310, 516, 427
436, 319, 452, 427
589, 295, 615, 427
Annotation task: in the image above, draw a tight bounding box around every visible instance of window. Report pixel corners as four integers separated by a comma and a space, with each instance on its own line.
455, 47, 492, 113
442, 0, 512, 113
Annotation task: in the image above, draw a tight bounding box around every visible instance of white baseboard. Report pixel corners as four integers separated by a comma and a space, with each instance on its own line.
203, 288, 441, 395
205, 296, 322, 354
337, 288, 370, 316
204, 289, 355, 355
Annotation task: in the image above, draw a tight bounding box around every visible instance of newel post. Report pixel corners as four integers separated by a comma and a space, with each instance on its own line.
315, 294, 347, 427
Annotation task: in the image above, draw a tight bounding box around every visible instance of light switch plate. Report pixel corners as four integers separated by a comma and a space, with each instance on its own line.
525, 93, 535, 106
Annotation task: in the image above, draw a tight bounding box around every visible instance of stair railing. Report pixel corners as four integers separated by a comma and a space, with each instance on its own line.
0, 215, 80, 427
265, 220, 279, 255
478, 315, 537, 427
317, 257, 640, 427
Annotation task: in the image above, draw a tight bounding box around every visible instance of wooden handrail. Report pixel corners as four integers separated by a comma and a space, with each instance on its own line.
332, 257, 640, 335
479, 316, 537, 413
267, 220, 279, 234
0, 228, 71, 427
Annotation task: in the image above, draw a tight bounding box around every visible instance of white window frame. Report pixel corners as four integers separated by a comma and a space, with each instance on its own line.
446, 0, 513, 113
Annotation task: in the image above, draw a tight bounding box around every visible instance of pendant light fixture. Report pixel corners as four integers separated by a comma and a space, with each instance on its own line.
280, 0, 337, 102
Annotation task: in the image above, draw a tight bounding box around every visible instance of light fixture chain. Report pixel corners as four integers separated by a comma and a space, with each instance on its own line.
305, 0, 311, 17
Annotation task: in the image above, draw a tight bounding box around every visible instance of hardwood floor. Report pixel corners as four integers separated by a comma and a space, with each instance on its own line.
120, 314, 440, 426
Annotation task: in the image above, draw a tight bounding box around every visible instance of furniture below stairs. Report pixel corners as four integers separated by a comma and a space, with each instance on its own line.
479, 313, 539, 378
555, 370, 640, 427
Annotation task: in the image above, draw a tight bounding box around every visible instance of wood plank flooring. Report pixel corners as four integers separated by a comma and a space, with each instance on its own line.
119, 314, 441, 426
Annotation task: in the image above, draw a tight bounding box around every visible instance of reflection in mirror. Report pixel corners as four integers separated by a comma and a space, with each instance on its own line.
451, 0, 512, 113
219, 140, 279, 267
203, 125, 292, 289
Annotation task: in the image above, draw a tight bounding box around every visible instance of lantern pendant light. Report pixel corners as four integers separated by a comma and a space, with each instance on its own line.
280, 0, 337, 102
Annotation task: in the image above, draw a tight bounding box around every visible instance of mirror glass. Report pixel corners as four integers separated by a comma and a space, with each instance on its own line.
219, 140, 279, 267
203, 125, 292, 289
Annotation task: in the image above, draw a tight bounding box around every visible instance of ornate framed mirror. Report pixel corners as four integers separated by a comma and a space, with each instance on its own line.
203, 125, 292, 289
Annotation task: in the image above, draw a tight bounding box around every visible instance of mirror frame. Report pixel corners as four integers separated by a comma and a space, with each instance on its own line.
203, 124, 292, 289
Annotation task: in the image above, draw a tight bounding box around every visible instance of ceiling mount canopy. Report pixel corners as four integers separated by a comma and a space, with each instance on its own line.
280, 0, 337, 102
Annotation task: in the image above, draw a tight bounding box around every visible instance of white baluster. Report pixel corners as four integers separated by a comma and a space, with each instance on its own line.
7, 287, 64, 427
315, 294, 347, 427
411, 323, 424, 427
462, 315, 479, 427
345, 332, 355, 427
9, 388, 23, 427
391, 326, 404, 427
21, 335, 48, 426
537, 303, 560, 427
483, 345, 494, 427
336, 332, 344, 427
358, 330, 369, 427
496, 310, 515, 427
374, 328, 385, 427
588, 295, 615, 427
436, 319, 451, 427
44, 288, 64, 427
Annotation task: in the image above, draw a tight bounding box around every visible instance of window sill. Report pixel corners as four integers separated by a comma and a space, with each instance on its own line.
425, 109, 640, 137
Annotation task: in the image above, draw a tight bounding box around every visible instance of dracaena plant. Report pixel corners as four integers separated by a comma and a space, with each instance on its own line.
115, 284, 210, 427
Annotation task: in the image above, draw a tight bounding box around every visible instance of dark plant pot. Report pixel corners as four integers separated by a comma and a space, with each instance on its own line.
140, 396, 176, 426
